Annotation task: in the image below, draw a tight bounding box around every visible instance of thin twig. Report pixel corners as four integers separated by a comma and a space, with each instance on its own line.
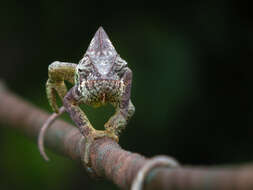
1, 82, 253, 190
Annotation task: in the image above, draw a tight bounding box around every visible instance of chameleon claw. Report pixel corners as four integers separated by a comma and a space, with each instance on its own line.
92, 129, 119, 142
46, 79, 68, 113
46, 80, 60, 113
82, 128, 119, 167
104, 113, 127, 136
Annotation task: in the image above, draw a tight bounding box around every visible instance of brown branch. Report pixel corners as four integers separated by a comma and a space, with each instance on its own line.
1, 82, 253, 190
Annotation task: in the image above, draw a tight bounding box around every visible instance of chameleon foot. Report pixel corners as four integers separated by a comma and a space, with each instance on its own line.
93, 129, 119, 142
83, 128, 119, 167
104, 112, 127, 136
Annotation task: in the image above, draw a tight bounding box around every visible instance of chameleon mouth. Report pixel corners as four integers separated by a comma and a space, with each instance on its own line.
82, 79, 124, 100
85, 79, 121, 87
87, 79, 119, 82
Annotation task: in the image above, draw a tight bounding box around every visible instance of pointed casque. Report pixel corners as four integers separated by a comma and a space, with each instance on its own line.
86, 27, 117, 58
85, 27, 118, 75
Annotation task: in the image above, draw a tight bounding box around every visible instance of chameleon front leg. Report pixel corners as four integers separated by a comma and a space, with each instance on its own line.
39, 61, 76, 160
46, 61, 76, 113
106, 100, 135, 135
63, 86, 119, 166
105, 67, 135, 135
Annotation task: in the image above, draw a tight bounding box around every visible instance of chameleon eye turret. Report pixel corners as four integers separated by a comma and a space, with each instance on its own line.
38, 27, 135, 168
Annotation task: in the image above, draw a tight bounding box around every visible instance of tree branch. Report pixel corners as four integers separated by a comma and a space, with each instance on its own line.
1, 82, 253, 190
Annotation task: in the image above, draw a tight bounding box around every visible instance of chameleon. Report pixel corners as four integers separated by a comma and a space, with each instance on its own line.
38, 27, 135, 167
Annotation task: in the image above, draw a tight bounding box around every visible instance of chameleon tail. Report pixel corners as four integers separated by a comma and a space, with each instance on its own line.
38, 106, 65, 161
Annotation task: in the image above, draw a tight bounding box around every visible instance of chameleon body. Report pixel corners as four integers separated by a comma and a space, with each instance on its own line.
39, 27, 135, 166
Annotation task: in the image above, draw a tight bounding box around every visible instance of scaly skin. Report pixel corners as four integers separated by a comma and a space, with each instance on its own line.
46, 61, 76, 113
39, 27, 135, 167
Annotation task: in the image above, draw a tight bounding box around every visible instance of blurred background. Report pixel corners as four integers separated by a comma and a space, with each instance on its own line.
0, 0, 253, 189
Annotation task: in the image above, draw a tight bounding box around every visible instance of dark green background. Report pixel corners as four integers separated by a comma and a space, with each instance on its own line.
0, 1, 253, 189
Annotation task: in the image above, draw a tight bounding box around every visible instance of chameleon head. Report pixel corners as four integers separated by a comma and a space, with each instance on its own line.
75, 27, 128, 101
76, 26, 127, 85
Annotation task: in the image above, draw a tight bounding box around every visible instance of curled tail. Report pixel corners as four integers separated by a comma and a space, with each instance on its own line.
38, 106, 66, 161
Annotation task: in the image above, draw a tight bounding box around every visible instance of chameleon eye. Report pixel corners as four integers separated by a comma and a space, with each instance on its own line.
114, 56, 127, 71
78, 68, 90, 78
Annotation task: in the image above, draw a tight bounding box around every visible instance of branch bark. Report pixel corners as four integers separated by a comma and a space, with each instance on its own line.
0, 82, 253, 190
